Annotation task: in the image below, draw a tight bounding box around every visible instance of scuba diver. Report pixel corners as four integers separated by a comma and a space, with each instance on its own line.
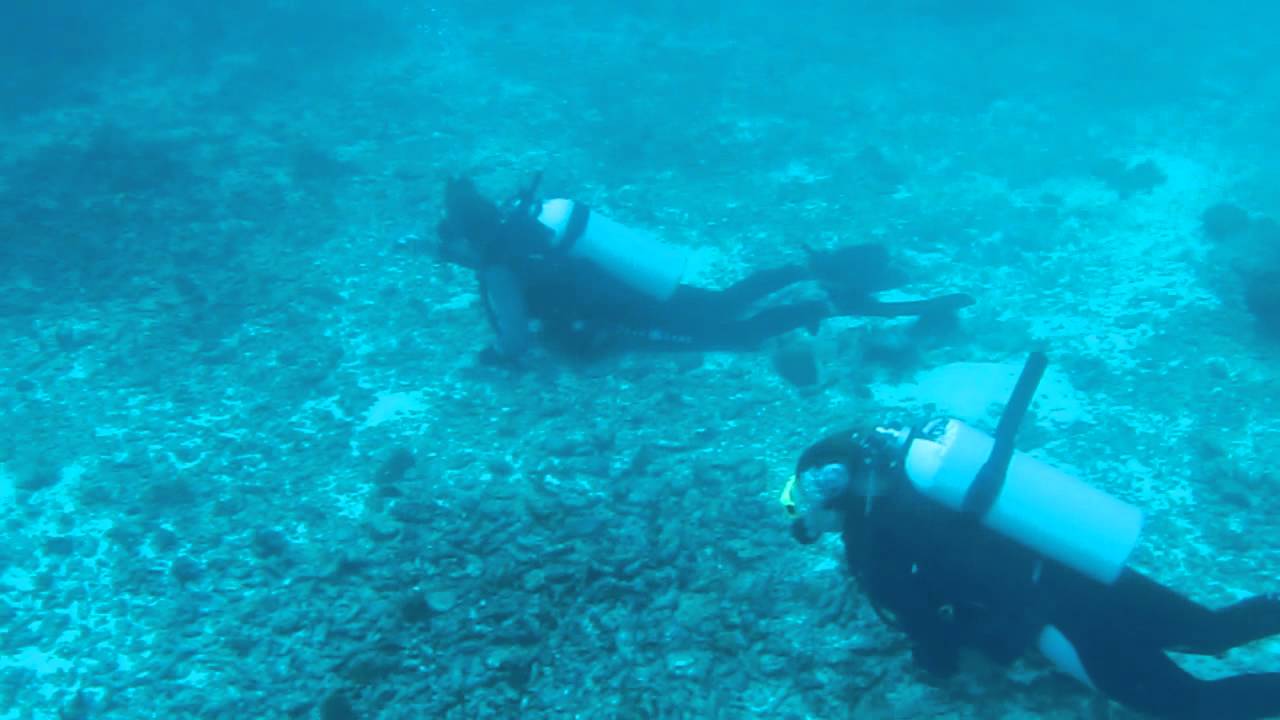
783, 352, 1280, 720
433, 173, 975, 362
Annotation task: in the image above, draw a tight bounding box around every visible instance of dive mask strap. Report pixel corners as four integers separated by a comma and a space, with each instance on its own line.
504, 171, 544, 220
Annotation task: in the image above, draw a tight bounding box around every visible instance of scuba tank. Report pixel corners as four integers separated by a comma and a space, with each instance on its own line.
536, 198, 691, 302
503, 174, 690, 301
899, 353, 1144, 585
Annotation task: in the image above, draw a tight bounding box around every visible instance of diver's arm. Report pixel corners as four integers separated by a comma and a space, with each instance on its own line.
861, 553, 963, 676
478, 264, 532, 359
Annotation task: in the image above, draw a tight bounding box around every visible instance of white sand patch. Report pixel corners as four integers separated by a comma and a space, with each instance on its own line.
769, 160, 828, 185
872, 359, 1091, 427
362, 390, 429, 429
1, 566, 33, 592
435, 290, 479, 312
989, 149, 1230, 370
0, 646, 72, 676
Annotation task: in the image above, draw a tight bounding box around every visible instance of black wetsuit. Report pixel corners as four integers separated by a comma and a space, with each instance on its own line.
477, 224, 969, 360
481, 250, 836, 358
436, 176, 972, 360
838, 469, 1280, 719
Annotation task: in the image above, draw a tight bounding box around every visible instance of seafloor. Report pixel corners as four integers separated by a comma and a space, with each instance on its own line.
2, 3, 1280, 719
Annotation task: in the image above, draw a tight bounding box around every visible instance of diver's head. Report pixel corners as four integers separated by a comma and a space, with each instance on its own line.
436, 176, 502, 268
785, 462, 854, 544
783, 424, 909, 544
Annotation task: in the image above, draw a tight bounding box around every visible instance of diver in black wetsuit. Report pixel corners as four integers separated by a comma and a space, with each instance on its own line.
783, 353, 1280, 720
434, 174, 974, 361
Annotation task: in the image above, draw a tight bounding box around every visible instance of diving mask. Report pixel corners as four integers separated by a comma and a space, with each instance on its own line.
781, 424, 911, 543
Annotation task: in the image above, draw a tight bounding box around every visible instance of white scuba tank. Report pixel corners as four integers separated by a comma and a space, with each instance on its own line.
902, 418, 1144, 585
536, 198, 690, 301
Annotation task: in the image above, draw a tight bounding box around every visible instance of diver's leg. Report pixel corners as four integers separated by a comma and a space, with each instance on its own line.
1195, 594, 1280, 652
648, 301, 832, 352
711, 265, 811, 311
1058, 621, 1280, 720
1108, 571, 1280, 655
660, 267, 810, 323
717, 302, 832, 348
669, 294, 976, 349
1044, 609, 1280, 717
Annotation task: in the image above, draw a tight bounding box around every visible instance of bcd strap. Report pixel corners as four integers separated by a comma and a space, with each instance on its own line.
561, 202, 591, 252
514, 171, 543, 217
961, 351, 1049, 517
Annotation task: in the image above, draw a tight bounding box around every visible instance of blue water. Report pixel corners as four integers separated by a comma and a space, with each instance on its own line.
2, 2, 1280, 718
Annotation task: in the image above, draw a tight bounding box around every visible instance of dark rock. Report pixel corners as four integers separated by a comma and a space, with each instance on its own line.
400, 595, 433, 624
173, 275, 208, 306
374, 448, 415, 485
1202, 202, 1251, 242
55, 513, 76, 532
1254, 216, 1280, 245
855, 146, 906, 191
55, 325, 89, 352
388, 501, 432, 524
149, 478, 197, 507
270, 609, 305, 635
1251, 217, 1280, 261
343, 656, 396, 686
319, 693, 357, 720
18, 466, 60, 491
213, 494, 247, 517
44, 536, 76, 556
59, 690, 94, 720
772, 344, 819, 387
487, 458, 515, 477
1092, 158, 1167, 198
328, 554, 372, 578
300, 285, 346, 306
105, 524, 142, 550
251, 528, 288, 559
152, 528, 179, 553
171, 556, 203, 584
908, 304, 965, 340
1245, 270, 1280, 340
491, 650, 536, 690
859, 332, 921, 376
224, 633, 257, 658
375, 483, 403, 500
1124, 159, 1167, 194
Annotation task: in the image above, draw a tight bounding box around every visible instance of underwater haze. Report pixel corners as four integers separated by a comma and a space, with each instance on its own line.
3, 1, 1280, 717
